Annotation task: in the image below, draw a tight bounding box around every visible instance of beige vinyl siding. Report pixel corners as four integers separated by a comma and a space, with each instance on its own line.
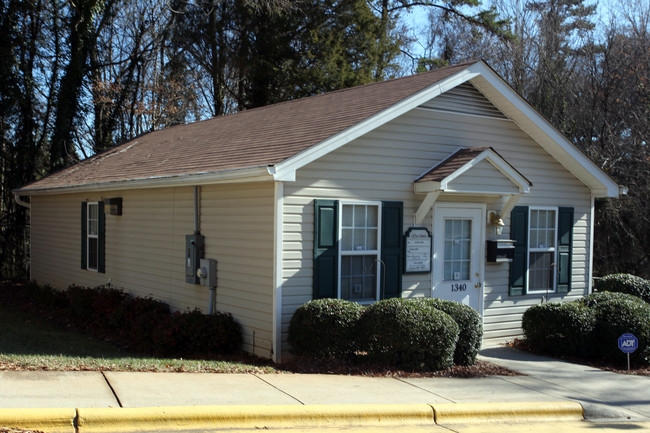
446, 159, 520, 194
280, 86, 592, 355
30, 182, 275, 357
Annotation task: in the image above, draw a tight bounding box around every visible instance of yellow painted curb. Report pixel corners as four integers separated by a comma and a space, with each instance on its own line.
76, 404, 435, 432
0, 408, 76, 433
431, 401, 585, 424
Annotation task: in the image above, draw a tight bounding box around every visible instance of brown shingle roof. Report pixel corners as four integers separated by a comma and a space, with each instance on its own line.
415, 146, 532, 186
18, 61, 478, 193
416, 147, 489, 182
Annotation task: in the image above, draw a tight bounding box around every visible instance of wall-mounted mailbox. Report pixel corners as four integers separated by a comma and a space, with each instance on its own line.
487, 239, 515, 263
185, 234, 205, 284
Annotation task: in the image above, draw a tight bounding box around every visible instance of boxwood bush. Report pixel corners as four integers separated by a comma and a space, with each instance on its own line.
580, 292, 650, 365
420, 298, 483, 366
594, 274, 650, 304
523, 292, 650, 366
288, 298, 364, 359
357, 298, 459, 371
522, 302, 596, 358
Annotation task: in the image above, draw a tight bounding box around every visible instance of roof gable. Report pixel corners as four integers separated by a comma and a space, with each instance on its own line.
414, 147, 531, 195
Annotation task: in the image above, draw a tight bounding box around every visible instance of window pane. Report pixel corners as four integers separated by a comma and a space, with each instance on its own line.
354, 205, 366, 227
88, 203, 99, 236
443, 218, 471, 281
88, 238, 98, 270
529, 252, 553, 291
367, 206, 378, 227
342, 228, 353, 251
353, 228, 366, 251
341, 254, 377, 301
342, 206, 353, 227
367, 228, 377, 250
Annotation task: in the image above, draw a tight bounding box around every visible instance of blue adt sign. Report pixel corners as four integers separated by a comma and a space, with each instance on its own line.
618, 333, 638, 354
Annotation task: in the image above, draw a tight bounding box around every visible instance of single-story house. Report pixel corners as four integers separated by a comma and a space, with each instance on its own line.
14, 60, 621, 362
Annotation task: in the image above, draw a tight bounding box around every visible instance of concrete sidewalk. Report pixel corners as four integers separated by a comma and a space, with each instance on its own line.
0, 346, 649, 431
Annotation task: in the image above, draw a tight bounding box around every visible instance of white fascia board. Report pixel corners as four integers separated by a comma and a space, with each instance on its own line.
467, 63, 619, 198
272, 69, 481, 181
17, 166, 272, 196
437, 149, 530, 194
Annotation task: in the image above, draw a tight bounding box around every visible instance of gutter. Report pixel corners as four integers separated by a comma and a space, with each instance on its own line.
13, 192, 31, 209
14, 166, 273, 196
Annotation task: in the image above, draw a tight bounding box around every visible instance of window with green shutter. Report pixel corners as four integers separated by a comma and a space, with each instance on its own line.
509, 205, 573, 296
313, 199, 403, 302
81, 201, 106, 273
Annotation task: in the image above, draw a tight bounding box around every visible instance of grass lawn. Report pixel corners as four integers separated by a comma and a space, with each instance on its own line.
0, 305, 277, 373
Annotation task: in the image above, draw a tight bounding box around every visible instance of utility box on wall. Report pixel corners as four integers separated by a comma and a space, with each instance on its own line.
185, 234, 205, 284
198, 258, 217, 287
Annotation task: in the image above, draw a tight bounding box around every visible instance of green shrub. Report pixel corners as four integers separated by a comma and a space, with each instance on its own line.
522, 302, 596, 358
420, 298, 483, 366
154, 309, 242, 358
357, 298, 459, 371
594, 274, 650, 304
581, 291, 650, 366
66, 285, 100, 326
112, 296, 171, 353
288, 298, 364, 359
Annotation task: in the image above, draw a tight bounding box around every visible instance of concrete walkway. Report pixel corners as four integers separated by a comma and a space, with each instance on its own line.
0, 346, 649, 432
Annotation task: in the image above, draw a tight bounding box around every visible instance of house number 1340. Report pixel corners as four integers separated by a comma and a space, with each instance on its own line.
451, 283, 467, 292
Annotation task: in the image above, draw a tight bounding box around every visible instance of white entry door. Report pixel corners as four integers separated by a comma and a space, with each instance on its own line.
432, 204, 484, 315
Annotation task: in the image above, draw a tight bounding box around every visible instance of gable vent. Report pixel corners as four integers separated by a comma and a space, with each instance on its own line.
420, 82, 508, 119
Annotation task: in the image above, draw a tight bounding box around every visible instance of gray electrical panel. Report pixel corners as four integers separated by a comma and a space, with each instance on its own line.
185, 234, 205, 284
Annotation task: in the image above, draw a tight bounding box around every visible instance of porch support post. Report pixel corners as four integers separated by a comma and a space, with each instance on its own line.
500, 194, 521, 220
415, 191, 441, 225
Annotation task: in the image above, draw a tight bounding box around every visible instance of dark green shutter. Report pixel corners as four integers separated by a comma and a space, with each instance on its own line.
98, 201, 106, 273
81, 202, 88, 270
380, 201, 403, 299
313, 200, 338, 299
509, 206, 528, 296
556, 207, 574, 293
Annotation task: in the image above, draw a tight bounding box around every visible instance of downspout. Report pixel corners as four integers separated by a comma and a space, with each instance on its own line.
14, 192, 31, 209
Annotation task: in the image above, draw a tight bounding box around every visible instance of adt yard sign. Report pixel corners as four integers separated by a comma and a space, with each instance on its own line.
618, 333, 638, 354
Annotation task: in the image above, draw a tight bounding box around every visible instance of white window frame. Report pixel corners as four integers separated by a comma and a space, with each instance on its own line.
527, 206, 558, 293
337, 201, 382, 303
87, 202, 99, 272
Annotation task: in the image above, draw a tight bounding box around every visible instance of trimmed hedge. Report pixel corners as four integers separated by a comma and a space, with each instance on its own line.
594, 274, 650, 304
420, 298, 483, 366
522, 302, 596, 358
358, 298, 459, 371
19, 283, 242, 358
288, 298, 364, 359
580, 292, 650, 365
523, 291, 650, 366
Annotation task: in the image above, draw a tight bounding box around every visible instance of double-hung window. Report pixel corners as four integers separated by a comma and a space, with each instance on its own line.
509, 205, 573, 295
528, 208, 557, 292
340, 203, 380, 302
313, 199, 403, 302
81, 201, 105, 273
87, 202, 100, 271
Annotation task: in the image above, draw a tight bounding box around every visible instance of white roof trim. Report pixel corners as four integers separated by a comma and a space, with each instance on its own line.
19, 166, 272, 195
271, 68, 481, 182
275, 61, 619, 198
414, 148, 530, 195
466, 62, 619, 198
